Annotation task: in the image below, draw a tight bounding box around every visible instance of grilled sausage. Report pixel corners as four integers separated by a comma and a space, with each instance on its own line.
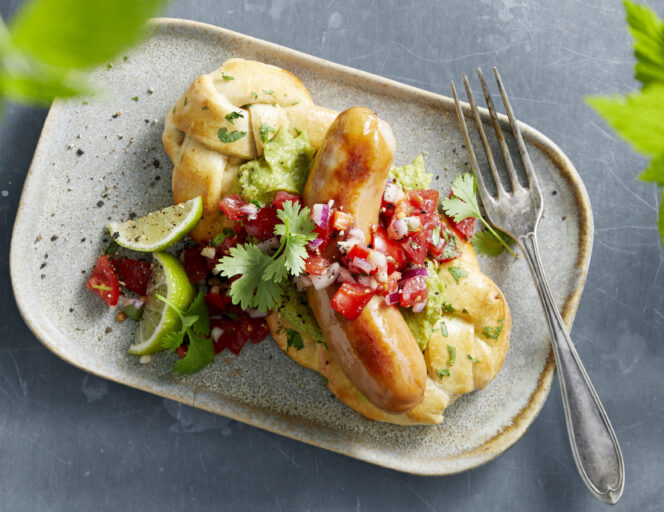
303, 107, 427, 413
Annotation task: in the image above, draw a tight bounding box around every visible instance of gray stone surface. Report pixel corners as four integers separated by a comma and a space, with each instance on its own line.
0, 0, 661, 510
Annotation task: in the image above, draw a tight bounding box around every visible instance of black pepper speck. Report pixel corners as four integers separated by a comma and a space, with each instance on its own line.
96, 200, 104, 207
76, 148, 84, 156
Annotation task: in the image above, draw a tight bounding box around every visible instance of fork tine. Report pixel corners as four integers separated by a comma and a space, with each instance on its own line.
493, 67, 539, 189
477, 68, 521, 192
450, 80, 497, 206
461, 73, 506, 198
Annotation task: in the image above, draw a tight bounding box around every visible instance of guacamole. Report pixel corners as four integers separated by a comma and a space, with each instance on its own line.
389, 154, 432, 191
235, 129, 315, 204
402, 261, 446, 351
277, 280, 325, 345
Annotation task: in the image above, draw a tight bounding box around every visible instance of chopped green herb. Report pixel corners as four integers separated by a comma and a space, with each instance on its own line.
358, 392, 369, 402
467, 354, 479, 364
183, 96, 188, 106
122, 304, 143, 321
439, 321, 448, 337
224, 111, 244, 124
105, 240, 119, 256
285, 328, 304, 351
482, 323, 504, 341
82, 101, 88, 105
259, 123, 276, 143
462, 308, 469, 314
263, 89, 274, 95
212, 228, 235, 246
437, 368, 450, 379
218, 127, 247, 143
447, 344, 456, 366
292, 101, 300, 106
448, 266, 468, 284
251, 91, 258, 99
221, 73, 235, 81
201, 106, 209, 110
250, 199, 263, 208
172, 105, 176, 114
442, 303, 455, 313
131, 96, 138, 101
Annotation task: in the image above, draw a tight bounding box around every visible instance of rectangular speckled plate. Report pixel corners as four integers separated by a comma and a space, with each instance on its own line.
10, 19, 593, 475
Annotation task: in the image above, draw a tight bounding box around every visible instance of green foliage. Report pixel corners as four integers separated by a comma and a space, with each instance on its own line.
586, 1, 664, 244
0, 0, 167, 106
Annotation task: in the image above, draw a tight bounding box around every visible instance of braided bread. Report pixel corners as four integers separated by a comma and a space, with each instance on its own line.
163, 58, 337, 242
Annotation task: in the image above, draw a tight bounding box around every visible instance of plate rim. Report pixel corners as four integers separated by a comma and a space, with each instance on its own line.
9, 17, 594, 475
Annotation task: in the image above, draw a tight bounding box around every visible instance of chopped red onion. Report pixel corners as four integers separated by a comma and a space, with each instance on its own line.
346, 227, 366, 245
239, 203, 259, 220
257, 236, 281, 253
337, 266, 357, 284
247, 308, 268, 318
383, 181, 405, 204
405, 216, 422, 232
308, 237, 325, 251
211, 326, 224, 342
401, 267, 429, 280
121, 297, 145, 309
311, 203, 330, 229
310, 262, 340, 290
357, 275, 378, 290
352, 257, 374, 274
384, 291, 400, 305
200, 246, 216, 259
390, 218, 408, 239
295, 274, 312, 291
412, 300, 427, 313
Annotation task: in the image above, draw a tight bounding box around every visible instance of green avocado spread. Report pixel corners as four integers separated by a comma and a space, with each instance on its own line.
389, 154, 433, 191
235, 129, 315, 204
277, 280, 325, 345
401, 261, 446, 351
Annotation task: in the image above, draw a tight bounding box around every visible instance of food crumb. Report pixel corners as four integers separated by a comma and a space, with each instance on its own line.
139, 355, 152, 364
105, 327, 112, 334
50, 235, 58, 242
147, 87, 154, 94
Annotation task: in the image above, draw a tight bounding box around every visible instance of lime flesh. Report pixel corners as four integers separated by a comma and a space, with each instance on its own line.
129, 252, 196, 355
108, 196, 203, 252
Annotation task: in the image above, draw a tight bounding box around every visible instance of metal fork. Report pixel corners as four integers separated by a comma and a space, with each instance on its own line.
450, 68, 624, 504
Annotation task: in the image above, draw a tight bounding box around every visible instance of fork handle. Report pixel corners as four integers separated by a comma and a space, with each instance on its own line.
518, 232, 624, 504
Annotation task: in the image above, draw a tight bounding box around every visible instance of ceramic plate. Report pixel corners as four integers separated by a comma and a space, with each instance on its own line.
10, 18, 593, 475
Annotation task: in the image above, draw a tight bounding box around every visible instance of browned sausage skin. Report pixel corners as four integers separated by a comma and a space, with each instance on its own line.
303, 107, 427, 413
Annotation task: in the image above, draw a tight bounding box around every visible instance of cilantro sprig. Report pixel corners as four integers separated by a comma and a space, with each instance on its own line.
586, 1, 664, 245
442, 173, 518, 258
216, 200, 316, 312
157, 291, 215, 375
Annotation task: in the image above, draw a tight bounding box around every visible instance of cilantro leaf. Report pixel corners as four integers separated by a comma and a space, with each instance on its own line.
471, 228, 515, 257
259, 123, 276, 143
586, 85, 664, 156
156, 291, 215, 374
467, 354, 479, 364
447, 344, 456, 366
482, 323, 504, 341
437, 368, 450, 379
638, 152, 664, 186
217, 244, 281, 312
442, 173, 517, 257
448, 266, 468, 284
624, 0, 664, 86
218, 127, 246, 143
225, 111, 244, 124
161, 330, 185, 353
270, 201, 316, 277
285, 328, 304, 351
173, 330, 215, 375
441, 173, 480, 223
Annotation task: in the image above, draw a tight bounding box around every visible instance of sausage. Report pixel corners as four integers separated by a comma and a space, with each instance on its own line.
303, 107, 427, 413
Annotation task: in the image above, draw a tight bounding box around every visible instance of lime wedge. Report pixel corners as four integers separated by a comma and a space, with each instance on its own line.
129, 252, 196, 355
108, 197, 203, 252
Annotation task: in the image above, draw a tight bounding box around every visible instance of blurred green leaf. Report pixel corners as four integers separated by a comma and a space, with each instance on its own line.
10, 0, 167, 69
624, 0, 664, 86
639, 153, 664, 186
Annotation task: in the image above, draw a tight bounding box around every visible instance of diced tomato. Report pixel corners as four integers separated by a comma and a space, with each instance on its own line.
383, 271, 401, 296
346, 244, 376, 274
450, 217, 475, 240
330, 283, 375, 320
183, 246, 208, 283
204, 291, 231, 315
112, 257, 151, 296
401, 230, 430, 265
331, 210, 353, 231
372, 225, 408, 273
305, 254, 329, 275
429, 227, 460, 262
248, 317, 270, 343
400, 275, 428, 308
272, 191, 301, 209
219, 194, 249, 221
227, 317, 251, 355
86, 254, 120, 306
176, 345, 188, 359
415, 190, 441, 230
379, 203, 394, 227
244, 206, 279, 240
